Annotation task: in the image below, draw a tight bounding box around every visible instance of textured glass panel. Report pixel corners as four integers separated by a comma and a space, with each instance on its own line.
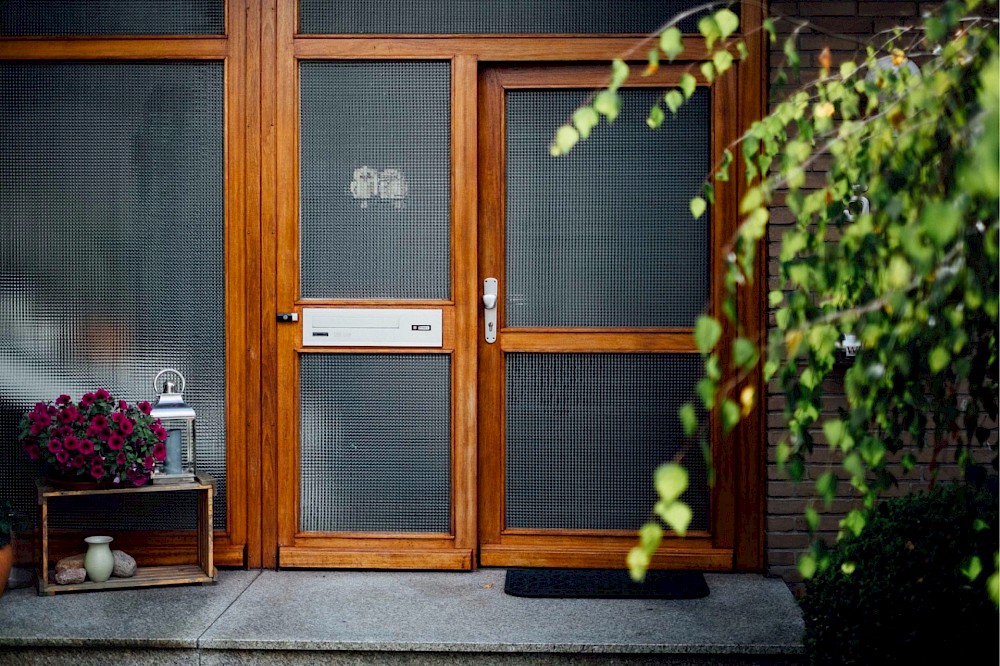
300, 354, 451, 533
0, 62, 225, 530
506, 88, 710, 328
0, 0, 224, 36
506, 353, 707, 531
300, 62, 450, 300
301, 0, 721, 34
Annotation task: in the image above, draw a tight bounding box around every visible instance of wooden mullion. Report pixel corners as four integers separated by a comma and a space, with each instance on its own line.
0, 38, 228, 60
499, 330, 699, 353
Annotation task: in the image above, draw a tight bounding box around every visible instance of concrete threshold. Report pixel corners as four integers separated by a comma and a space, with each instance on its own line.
0, 569, 805, 665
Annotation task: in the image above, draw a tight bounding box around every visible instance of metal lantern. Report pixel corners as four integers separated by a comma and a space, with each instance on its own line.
150, 368, 197, 484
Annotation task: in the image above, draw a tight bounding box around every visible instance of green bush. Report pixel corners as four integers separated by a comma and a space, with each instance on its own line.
800, 482, 999, 666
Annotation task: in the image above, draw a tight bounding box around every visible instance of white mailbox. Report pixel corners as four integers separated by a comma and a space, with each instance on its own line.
302, 308, 443, 348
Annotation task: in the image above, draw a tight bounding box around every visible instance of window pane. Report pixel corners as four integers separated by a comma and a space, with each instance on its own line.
0, 0, 224, 36
300, 61, 451, 300
506, 353, 708, 532
300, 354, 451, 533
301, 0, 722, 35
506, 88, 710, 328
0, 61, 226, 529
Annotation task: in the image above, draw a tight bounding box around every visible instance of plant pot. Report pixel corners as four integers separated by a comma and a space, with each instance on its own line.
84, 536, 115, 583
0, 544, 13, 598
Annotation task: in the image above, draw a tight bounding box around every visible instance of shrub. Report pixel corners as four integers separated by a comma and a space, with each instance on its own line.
799, 482, 999, 665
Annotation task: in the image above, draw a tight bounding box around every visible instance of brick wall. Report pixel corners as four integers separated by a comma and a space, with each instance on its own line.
762, 1, 959, 586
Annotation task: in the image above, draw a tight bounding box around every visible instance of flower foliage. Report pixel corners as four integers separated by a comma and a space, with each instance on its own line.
553, 0, 998, 604
18, 389, 169, 487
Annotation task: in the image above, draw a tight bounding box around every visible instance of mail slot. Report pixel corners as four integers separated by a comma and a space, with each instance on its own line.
302, 308, 442, 347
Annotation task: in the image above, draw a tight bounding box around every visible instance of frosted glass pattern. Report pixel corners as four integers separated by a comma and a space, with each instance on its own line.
300, 61, 451, 300
300, 355, 451, 533
506, 353, 708, 531
0, 0, 224, 36
301, 0, 719, 34
0, 62, 225, 529
506, 88, 710, 327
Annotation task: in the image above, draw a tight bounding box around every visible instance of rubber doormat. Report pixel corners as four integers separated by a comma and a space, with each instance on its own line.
503, 568, 710, 599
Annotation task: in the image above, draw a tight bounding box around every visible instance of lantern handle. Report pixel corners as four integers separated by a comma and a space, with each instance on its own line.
153, 368, 186, 394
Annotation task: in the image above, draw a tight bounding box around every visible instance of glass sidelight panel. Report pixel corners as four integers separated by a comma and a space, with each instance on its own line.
300, 354, 451, 533
0, 61, 225, 528
299, 61, 451, 300
505, 353, 708, 532
506, 88, 710, 328
0, 0, 224, 36
301, 1, 720, 35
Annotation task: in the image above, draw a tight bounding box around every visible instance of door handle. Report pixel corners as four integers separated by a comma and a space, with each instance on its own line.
483, 278, 498, 343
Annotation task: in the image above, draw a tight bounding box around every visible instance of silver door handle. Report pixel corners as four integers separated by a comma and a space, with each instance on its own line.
483, 278, 498, 343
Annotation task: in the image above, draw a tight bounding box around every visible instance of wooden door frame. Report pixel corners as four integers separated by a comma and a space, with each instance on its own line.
0, 0, 253, 569
256, 1, 766, 572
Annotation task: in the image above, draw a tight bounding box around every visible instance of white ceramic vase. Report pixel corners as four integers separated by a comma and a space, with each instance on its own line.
83, 536, 114, 583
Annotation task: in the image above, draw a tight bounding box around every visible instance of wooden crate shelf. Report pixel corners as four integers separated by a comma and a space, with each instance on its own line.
36, 474, 218, 596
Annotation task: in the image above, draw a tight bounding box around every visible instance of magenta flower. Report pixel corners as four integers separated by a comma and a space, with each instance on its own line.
47, 438, 63, 453
116, 452, 127, 465
131, 473, 148, 487
55, 450, 70, 464
118, 418, 134, 436
71, 454, 86, 469
90, 464, 105, 481
55, 394, 71, 405
137, 401, 152, 415
118, 400, 128, 410
80, 393, 95, 408
78, 439, 95, 456
144, 455, 156, 470
63, 435, 80, 451
91, 414, 108, 429
152, 442, 167, 462
107, 434, 124, 451
23, 442, 40, 460
151, 424, 167, 441
95, 388, 112, 401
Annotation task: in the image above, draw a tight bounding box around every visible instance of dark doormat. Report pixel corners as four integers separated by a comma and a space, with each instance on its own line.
503, 568, 710, 599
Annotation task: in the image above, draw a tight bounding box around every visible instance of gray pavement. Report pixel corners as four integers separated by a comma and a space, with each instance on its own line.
0, 569, 805, 664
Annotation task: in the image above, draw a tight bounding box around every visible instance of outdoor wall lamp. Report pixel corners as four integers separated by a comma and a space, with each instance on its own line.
150, 368, 197, 484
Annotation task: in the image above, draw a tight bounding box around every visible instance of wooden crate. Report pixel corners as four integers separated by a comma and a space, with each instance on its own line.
36, 474, 217, 596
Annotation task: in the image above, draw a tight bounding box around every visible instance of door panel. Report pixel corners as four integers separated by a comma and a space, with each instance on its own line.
478, 65, 738, 570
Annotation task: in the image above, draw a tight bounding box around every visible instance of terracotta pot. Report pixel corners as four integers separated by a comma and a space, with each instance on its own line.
0, 544, 13, 599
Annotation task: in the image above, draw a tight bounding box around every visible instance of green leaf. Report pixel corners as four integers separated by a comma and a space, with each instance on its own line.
740, 187, 764, 214
659, 27, 684, 61
593, 89, 622, 122
696, 377, 716, 409
721, 399, 740, 433
679, 73, 697, 99
974, 519, 989, 532
700, 61, 715, 83
714, 8, 739, 39
678, 402, 698, 437
920, 201, 962, 247
654, 463, 689, 504
805, 506, 820, 533
762, 18, 777, 42
657, 500, 693, 536
638, 521, 663, 552
989, 555, 999, 607
768, 290, 784, 307
694, 315, 722, 355
962, 555, 983, 581
698, 15, 721, 50
553, 124, 579, 155
664, 89, 684, 115
712, 49, 734, 75
816, 472, 838, 505
840, 509, 866, 537
822, 419, 847, 449
647, 104, 665, 129
732, 337, 757, 369
798, 553, 817, 579
763, 359, 779, 381
840, 562, 856, 575
626, 546, 651, 582
690, 196, 707, 220
610, 58, 630, 90
736, 41, 748, 60
783, 36, 800, 73
572, 106, 600, 139
886, 255, 912, 289
929, 346, 951, 373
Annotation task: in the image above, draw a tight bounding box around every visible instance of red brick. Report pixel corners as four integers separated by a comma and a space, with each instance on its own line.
858, 2, 919, 17
799, 2, 860, 17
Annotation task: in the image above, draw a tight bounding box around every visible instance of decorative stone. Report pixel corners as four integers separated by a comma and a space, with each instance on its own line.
55, 553, 85, 573
54, 567, 86, 585
112, 549, 137, 578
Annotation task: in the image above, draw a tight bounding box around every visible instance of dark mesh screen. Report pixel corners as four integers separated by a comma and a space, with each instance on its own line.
0, 61, 225, 530
301, 0, 723, 35
506, 88, 710, 327
299, 61, 451, 300
0, 0, 224, 36
300, 354, 451, 533
506, 353, 708, 532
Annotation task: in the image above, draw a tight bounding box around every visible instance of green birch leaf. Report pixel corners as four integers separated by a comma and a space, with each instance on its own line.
638, 521, 663, 552
713, 49, 734, 75
817, 472, 838, 505
920, 201, 962, 247
721, 399, 740, 433
553, 124, 579, 154
740, 187, 764, 214
647, 103, 665, 129
714, 8, 739, 39
805, 506, 820, 533
654, 463, 689, 504
840, 509, 866, 537
700, 61, 716, 83
678, 402, 698, 436
694, 315, 722, 354
840, 562, 856, 575
690, 196, 707, 220
680, 73, 697, 99
962, 555, 983, 581
698, 15, 721, 50
732, 337, 757, 369
610, 58, 630, 90
784, 36, 800, 73
626, 546, 651, 582
593, 89, 622, 122
823, 419, 846, 448
657, 500, 693, 536
659, 27, 684, 61
696, 377, 716, 409
929, 346, 951, 372
798, 553, 817, 579
664, 89, 684, 115
572, 106, 600, 139
736, 41, 748, 60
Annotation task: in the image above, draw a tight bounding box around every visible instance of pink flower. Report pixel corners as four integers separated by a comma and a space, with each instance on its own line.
80, 393, 95, 409
91, 414, 108, 429
116, 452, 127, 465
118, 400, 128, 410
63, 435, 80, 451
29, 422, 44, 436
47, 438, 63, 453
99, 426, 112, 441
58, 405, 79, 424
35, 412, 52, 429
22, 441, 40, 460
118, 418, 134, 436
152, 443, 167, 462
137, 401, 152, 415
131, 473, 148, 487
55, 450, 70, 464
95, 388, 112, 401
107, 434, 124, 451
144, 455, 156, 470
151, 424, 167, 441
78, 439, 95, 456
71, 455, 86, 469
90, 464, 105, 481
56, 425, 73, 438
55, 394, 71, 405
